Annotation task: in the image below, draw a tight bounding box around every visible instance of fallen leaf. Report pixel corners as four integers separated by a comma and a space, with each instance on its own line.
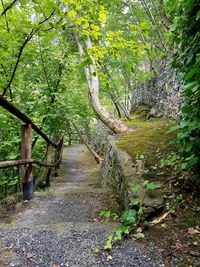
132, 232, 145, 240
5, 245, 12, 251
93, 216, 102, 222
107, 255, 113, 261
188, 227, 200, 235
150, 212, 169, 225
136, 227, 142, 233
175, 241, 189, 251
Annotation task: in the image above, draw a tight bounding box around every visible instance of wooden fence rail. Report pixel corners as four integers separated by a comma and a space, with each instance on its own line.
0, 95, 57, 147
0, 159, 35, 169
0, 95, 64, 200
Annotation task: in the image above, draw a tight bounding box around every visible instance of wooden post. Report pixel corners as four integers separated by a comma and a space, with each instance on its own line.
21, 124, 34, 200
68, 129, 72, 146
54, 146, 59, 177
57, 137, 64, 169
54, 137, 63, 177
46, 144, 52, 187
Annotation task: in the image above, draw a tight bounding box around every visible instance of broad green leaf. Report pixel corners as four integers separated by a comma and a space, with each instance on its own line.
104, 234, 113, 250
131, 184, 141, 193
146, 182, 157, 190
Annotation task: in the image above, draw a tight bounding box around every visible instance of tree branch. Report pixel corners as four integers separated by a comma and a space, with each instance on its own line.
2, 30, 34, 96
0, 0, 10, 32
1, 4, 60, 97
0, 0, 18, 17
140, 0, 167, 51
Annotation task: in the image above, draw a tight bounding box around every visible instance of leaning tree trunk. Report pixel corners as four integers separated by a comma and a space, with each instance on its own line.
73, 31, 129, 134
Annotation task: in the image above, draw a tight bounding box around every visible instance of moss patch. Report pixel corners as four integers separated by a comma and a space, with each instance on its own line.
117, 116, 176, 176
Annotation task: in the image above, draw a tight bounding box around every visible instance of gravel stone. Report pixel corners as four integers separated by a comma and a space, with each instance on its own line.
0, 145, 165, 267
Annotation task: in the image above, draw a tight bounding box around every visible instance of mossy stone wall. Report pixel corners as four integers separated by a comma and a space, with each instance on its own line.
100, 135, 163, 213
131, 64, 183, 119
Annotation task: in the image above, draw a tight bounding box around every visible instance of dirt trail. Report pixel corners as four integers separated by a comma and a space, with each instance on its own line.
0, 145, 164, 267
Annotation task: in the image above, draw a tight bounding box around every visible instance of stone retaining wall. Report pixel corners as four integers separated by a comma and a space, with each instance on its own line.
101, 135, 136, 209
99, 132, 163, 214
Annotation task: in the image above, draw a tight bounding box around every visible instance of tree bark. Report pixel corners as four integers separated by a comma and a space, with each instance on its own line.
157, 0, 170, 30
104, 67, 132, 121
109, 91, 122, 118
73, 31, 130, 134
21, 124, 34, 200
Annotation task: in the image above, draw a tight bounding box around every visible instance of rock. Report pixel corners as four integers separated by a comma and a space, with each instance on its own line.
107, 255, 113, 261
26, 252, 36, 259
9, 262, 21, 267
143, 196, 164, 209
149, 108, 163, 118
190, 251, 200, 257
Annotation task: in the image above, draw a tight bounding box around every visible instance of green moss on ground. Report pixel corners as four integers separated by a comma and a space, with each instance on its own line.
118, 115, 176, 170
119, 115, 200, 266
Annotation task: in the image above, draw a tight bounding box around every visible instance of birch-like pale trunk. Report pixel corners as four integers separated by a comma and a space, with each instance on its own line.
73, 31, 129, 134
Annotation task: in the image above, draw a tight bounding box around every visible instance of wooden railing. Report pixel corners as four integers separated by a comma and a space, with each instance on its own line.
66, 131, 81, 145
0, 95, 64, 200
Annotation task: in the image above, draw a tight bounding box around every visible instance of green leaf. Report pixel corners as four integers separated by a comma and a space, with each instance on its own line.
104, 234, 113, 250
114, 225, 130, 241
167, 124, 180, 133
131, 184, 141, 193
0, 180, 7, 186
146, 182, 157, 190
122, 209, 136, 224
7, 180, 18, 186
131, 199, 140, 206
94, 247, 99, 254
99, 211, 111, 218
184, 66, 199, 81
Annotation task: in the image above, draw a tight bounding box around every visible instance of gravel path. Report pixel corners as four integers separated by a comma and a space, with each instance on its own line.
0, 145, 165, 267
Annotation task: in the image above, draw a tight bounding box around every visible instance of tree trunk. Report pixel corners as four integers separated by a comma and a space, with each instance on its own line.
157, 0, 170, 30
104, 67, 132, 121
140, 0, 167, 51
109, 92, 122, 118
73, 31, 130, 134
